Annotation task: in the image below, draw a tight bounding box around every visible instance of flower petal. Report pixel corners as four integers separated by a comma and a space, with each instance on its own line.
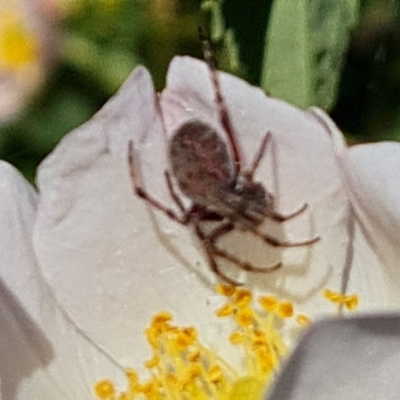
265, 315, 400, 400
0, 163, 125, 399
309, 108, 400, 310
33, 63, 236, 370
340, 143, 400, 302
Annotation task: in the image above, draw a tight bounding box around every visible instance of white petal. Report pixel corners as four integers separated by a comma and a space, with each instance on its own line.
309, 108, 400, 310
0, 162, 124, 399
33, 64, 236, 370
266, 315, 400, 400
341, 143, 400, 303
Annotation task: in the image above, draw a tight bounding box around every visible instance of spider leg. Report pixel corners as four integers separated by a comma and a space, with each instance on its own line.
165, 170, 186, 214
207, 221, 282, 273
128, 140, 188, 225
194, 222, 243, 286
267, 202, 309, 222
196, 220, 281, 285
246, 131, 271, 179
251, 229, 320, 247
212, 246, 282, 273
208, 220, 234, 241
199, 28, 242, 176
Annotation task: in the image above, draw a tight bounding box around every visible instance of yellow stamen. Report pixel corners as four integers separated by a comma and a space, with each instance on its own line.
234, 289, 252, 307
95, 285, 361, 399
277, 301, 293, 318
296, 314, 311, 326
94, 380, 116, 400
235, 308, 255, 328
258, 296, 277, 312
215, 302, 234, 317
216, 284, 237, 297
324, 289, 360, 311
229, 331, 245, 344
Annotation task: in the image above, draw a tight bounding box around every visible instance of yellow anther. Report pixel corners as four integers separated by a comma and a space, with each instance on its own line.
187, 349, 201, 362
216, 284, 237, 297
144, 355, 160, 369
207, 364, 223, 383
324, 289, 342, 302
277, 301, 294, 318
252, 336, 267, 350
141, 381, 159, 397
253, 329, 266, 339
175, 327, 197, 348
230, 331, 245, 344
296, 314, 311, 326
216, 303, 235, 317
145, 327, 160, 348
258, 296, 277, 312
324, 289, 360, 311
151, 311, 173, 325
188, 363, 203, 379
94, 380, 116, 399
125, 368, 137, 380
235, 308, 254, 327
234, 289, 252, 307
344, 295, 359, 310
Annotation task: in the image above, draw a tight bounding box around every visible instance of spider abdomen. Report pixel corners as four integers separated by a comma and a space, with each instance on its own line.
169, 120, 234, 203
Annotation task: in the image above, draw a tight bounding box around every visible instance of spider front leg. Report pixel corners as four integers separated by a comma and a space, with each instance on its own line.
207, 221, 282, 272
267, 202, 309, 222
128, 140, 188, 225
193, 222, 243, 286
244, 131, 311, 224
196, 221, 281, 286
251, 228, 320, 247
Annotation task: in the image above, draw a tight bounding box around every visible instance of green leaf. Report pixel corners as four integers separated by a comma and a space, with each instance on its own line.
261, 0, 361, 110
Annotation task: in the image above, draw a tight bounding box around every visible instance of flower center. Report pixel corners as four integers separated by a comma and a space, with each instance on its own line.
94, 286, 359, 400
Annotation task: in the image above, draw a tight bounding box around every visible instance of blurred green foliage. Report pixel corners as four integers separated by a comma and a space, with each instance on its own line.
0, 0, 400, 181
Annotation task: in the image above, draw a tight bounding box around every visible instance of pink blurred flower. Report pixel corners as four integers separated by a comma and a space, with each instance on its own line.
0, 0, 59, 121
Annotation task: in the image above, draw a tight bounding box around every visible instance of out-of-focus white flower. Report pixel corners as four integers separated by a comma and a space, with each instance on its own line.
0, 0, 59, 121
265, 315, 400, 400
0, 56, 400, 398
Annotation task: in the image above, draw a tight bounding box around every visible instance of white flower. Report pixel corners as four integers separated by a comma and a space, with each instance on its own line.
0, 56, 399, 398
265, 314, 400, 400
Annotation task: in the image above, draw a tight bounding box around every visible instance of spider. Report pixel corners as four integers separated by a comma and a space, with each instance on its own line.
127, 38, 320, 286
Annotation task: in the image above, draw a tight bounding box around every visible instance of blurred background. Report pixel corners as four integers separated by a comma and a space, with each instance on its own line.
0, 0, 399, 181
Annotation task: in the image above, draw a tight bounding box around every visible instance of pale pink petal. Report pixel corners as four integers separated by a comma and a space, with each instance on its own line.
266, 315, 400, 400
309, 108, 400, 310
33, 63, 237, 371
0, 163, 124, 399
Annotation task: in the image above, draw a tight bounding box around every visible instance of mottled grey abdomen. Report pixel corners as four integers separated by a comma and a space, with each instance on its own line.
169, 120, 234, 202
